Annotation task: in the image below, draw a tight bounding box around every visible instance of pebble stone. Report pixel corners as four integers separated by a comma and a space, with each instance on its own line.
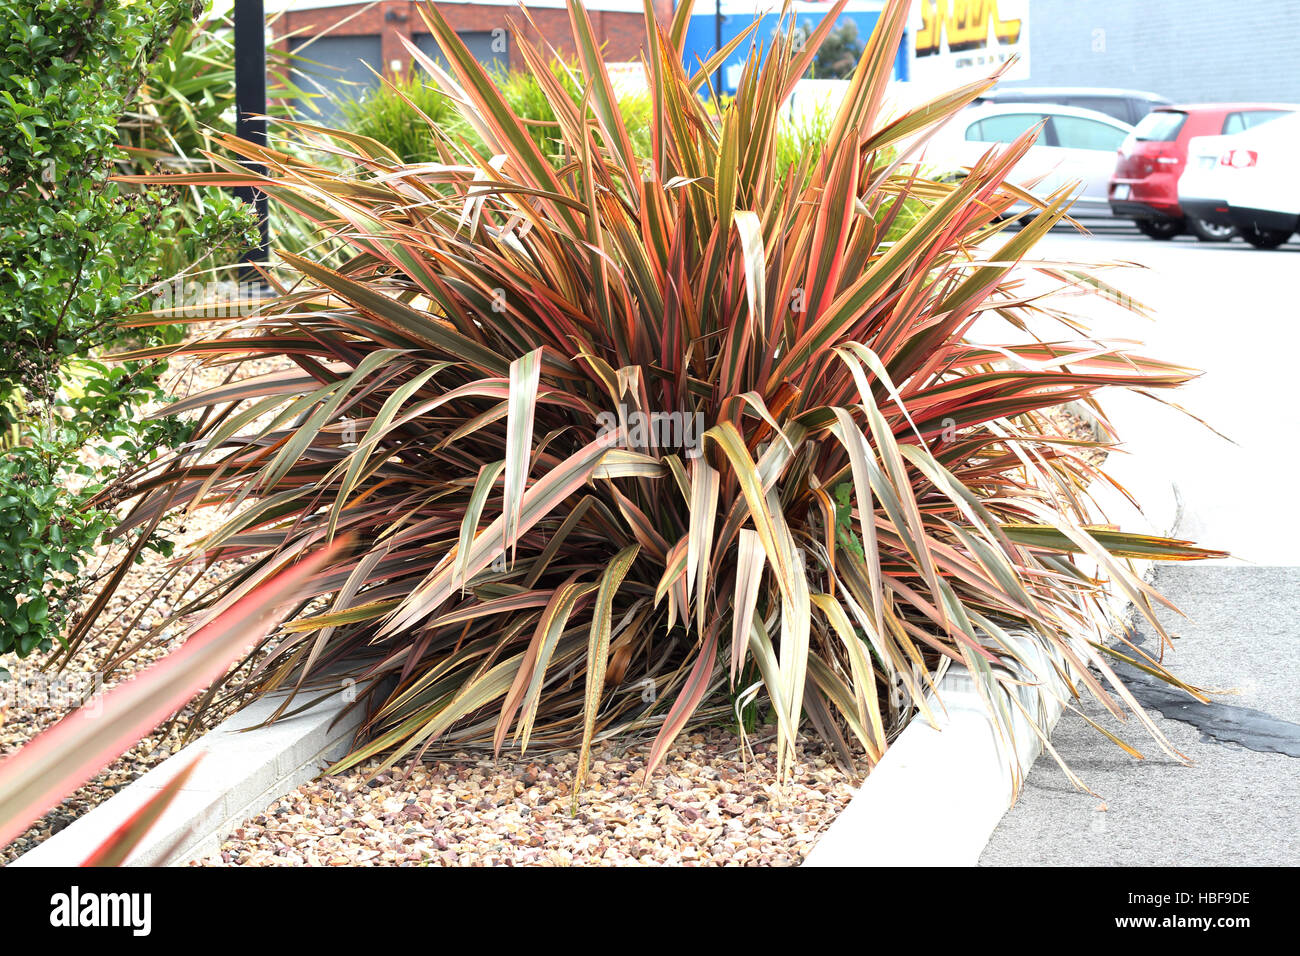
193, 729, 866, 867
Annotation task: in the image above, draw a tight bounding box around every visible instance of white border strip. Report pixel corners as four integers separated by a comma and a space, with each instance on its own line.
11, 689, 362, 867
806, 409, 1180, 866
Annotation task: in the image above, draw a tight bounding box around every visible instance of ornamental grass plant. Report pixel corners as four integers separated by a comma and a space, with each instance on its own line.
76, 0, 1223, 789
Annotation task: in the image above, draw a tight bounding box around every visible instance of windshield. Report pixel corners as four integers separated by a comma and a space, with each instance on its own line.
1222, 110, 1292, 135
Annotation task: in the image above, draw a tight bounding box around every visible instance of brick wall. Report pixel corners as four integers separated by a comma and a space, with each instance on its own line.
1002, 0, 1300, 103
279, 1, 672, 77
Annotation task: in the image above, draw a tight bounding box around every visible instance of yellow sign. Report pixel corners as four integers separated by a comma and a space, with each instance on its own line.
915, 0, 1023, 57
909, 0, 1029, 86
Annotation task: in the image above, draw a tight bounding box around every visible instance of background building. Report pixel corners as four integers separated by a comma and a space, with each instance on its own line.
269, 0, 904, 116
681, 0, 906, 94
1000, 0, 1300, 103
272, 0, 671, 117
267, 0, 1300, 121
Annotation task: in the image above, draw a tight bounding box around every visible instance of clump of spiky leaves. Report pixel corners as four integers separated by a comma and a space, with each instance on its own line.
337, 68, 470, 165
80, 0, 1224, 788
336, 58, 654, 170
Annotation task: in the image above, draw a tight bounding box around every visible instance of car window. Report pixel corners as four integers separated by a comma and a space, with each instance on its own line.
1222, 110, 1291, 135
1133, 111, 1187, 141
965, 113, 1044, 144
1050, 115, 1128, 151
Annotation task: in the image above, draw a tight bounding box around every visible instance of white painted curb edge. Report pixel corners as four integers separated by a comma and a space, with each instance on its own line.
803, 629, 1083, 866
805, 438, 1180, 867
12, 688, 362, 867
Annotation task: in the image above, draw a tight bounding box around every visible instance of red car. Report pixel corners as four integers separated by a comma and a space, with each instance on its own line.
1109, 104, 1296, 240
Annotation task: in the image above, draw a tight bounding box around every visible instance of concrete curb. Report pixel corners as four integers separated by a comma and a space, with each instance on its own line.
11, 689, 361, 867
805, 629, 1081, 866
805, 439, 1181, 866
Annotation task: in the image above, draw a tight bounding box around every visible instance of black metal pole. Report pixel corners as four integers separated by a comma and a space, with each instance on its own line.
714, 0, 723, 97
234, 0, 270, 274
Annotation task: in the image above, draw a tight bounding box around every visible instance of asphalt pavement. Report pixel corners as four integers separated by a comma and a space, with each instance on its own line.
973, 223, 1300, 866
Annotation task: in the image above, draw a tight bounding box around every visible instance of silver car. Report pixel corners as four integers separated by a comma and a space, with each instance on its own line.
972, 87, 1170, 126
928, 102, 1134, 218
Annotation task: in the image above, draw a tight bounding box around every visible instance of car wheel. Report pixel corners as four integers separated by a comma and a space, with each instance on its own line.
1187, 217, 1237, 242
1240, 225, 1291, 249
1135, 217, 1185, 240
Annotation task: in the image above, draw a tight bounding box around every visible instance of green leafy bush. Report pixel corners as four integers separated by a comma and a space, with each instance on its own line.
337, 58, 654, 167
0, 456, 109, 661
338, 69, 470, 165
0, 0, 257, 667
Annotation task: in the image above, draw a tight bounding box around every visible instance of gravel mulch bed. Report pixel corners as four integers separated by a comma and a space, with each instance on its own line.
1042, 403, 1109, 470
194, 729, 864, 867
1, 336, 294, 865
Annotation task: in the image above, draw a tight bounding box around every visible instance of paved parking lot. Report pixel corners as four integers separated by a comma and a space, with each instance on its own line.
1008, 223, 1300, 564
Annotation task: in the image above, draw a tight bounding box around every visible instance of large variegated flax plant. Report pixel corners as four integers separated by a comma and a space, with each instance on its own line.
76, 0, 1224, 787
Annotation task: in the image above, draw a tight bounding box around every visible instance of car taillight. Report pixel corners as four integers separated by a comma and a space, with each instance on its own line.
1220, 149, 1259, 168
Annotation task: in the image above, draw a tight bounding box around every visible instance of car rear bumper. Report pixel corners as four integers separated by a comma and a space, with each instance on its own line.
1109, 199, 1181, 222
1180, 198, 1235, 227
1069, 198, 1117, 219
1109, 176, 1181, 217
1229, 206, 1300, 235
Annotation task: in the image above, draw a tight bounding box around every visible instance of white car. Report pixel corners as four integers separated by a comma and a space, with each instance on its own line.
1179, 132, 1249, 235
925, 103, 1134, 218
1220, 112, 1300, 247
1179, 112, 1299, 245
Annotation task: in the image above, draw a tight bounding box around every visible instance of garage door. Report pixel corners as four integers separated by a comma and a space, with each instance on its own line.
413, 31, 509, 75
289, 34, 384, 122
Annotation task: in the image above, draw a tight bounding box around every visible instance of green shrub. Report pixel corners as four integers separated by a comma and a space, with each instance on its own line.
338, 69, 470, 165
336, 58, 653, 168
499, 60, 653, 165
0, 0, 257, 668
776, 101, 835, 176
495, 59, 581, 158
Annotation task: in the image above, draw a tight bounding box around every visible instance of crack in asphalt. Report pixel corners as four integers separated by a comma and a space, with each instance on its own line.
1111, 659, 1300, 758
